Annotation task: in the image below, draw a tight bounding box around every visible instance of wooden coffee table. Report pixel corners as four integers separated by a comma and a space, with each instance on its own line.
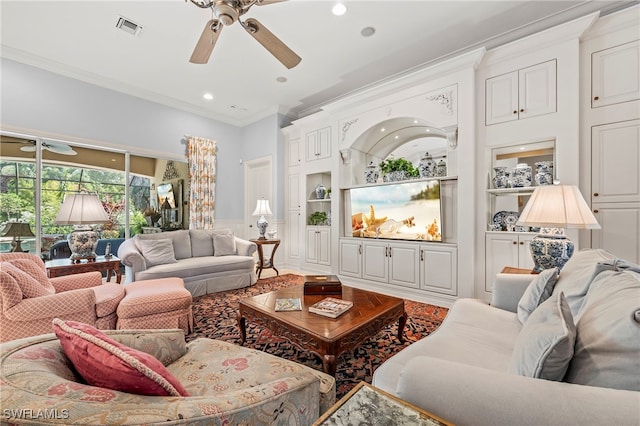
237, 285, 407, 376
46, 255, 122, 284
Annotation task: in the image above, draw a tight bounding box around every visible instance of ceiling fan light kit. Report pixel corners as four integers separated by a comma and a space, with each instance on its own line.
188, 0, 300, 69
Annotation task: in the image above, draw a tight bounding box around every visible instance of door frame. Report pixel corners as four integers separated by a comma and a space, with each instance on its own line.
243, 156, 273, 239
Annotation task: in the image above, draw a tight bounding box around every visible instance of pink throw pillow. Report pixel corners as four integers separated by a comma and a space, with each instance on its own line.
52, 319, 189, 397
5, 258, 55, 293
1, 262, 53, 298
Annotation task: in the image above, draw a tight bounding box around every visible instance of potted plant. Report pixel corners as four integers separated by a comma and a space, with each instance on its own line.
379, 156, 419, 182
308, 211, 328, 226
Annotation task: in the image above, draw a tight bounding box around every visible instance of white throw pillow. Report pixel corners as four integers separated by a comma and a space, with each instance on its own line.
509, 292, 576, 381
138, 238, 177, 267
517, 267, 559, 324
213, 233, 236, 256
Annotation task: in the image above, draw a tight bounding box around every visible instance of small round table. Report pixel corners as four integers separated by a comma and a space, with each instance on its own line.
250, 238, 280, 279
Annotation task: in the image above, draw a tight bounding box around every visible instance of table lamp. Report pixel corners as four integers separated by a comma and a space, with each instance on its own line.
516, 184, 600, 272
252, 198, 272, 240
0, 222, 35, 252
54, 192, 109, 263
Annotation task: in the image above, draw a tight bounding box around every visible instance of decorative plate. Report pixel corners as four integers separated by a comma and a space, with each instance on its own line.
492, 211, 520, 231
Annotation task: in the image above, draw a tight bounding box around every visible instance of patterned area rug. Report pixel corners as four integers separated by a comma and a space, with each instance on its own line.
187, 274, 448, 398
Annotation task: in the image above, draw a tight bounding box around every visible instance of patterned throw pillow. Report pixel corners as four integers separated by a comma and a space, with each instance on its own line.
5, 258, 55, 293
52, 319, 189, 397
1, 262, 54, 298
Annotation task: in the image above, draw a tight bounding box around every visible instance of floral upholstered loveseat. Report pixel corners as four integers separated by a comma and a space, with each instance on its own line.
1, 328, 336, 425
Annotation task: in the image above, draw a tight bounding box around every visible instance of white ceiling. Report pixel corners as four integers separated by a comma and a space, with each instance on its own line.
1, 1, 635, 127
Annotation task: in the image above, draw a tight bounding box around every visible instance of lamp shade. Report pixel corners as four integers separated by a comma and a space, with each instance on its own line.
0, 222, 35, 238
54, 193, 109, 225
516, 185, 600, 229
252, 199, 272, 216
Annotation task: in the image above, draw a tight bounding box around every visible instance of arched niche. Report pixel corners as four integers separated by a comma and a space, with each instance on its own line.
343, 116, 457, 185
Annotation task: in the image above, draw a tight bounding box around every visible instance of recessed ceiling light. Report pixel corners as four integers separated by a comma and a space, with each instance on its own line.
203, 93, 214, 101
361, 27, 375, 37
380, 128, 386, 132
332, 2, 346, 16
276, 76, 287, 83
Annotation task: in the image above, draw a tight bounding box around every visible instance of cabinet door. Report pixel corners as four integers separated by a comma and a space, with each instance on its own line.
287, 171, 301, 210
362, 241, 389, 283
339, 239, 362, 278
388, 243, 420, 288
485, 71, 518, 125
286, 210, 301, 260
592, 204, 640, 264
518, 235, 535, 271
485, 233, 519, 292
592, 40, 640, 108
518, 60, 556, 119
305, 228, 318, 263
420, 245, 458, 296
592, 120, 640, 203
317, 228, 331, 266
305, 131, 318, 162
288, 138, 301, 167
316, 127, 332, 160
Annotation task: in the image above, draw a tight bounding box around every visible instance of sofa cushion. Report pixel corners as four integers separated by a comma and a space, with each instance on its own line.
134, 230, 192, 260
509, 292, 575, 381
563, 267, 640, 391
93, 284, 126, 318
6, 258, 56, 293
214, 232, 237, 256
1, 262, 53, 298
137, 238, 177, 267
0, 270, 22, 308
517, 267, 558, 324
135, 255, 256, 282
189, 229, 215, 257
52, 319, 189, 397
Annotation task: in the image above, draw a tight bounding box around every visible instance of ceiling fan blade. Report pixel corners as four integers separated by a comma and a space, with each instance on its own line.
190, 19, 223, 64
45, 142, 77, 155
256, 0, 286, 5
243, 18, 301, 69
19, 145, 36, 153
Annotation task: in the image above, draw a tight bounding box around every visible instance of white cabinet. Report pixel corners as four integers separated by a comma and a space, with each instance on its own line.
420, 245, 458, 296
286, 210, 301, 260
288, 138, 301, 167
362, 240, 420, 289
486, 60, 557, 125
339, 238, 362, 278
306, 227, 330, 265
591, 120, 640, 204
592, 204, 640, 264
285, 166, 301, 263
485, 233, 534, 291
591, 40, 640, 108
305, 127, 331, 162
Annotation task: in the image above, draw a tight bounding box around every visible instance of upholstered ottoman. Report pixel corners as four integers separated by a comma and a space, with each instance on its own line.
117, 278, 193, 333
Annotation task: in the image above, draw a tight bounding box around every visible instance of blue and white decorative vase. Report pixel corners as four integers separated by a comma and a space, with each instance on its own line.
315, 183, 326, 200
511, 163, 532, 187
364, 161, 379, 184
492, 166, 509, 189
436, 159, 447, 177
529, 229, 574, 272
418, 152, 434, 178
534, 161, 554, 186
383, 170, 407, 182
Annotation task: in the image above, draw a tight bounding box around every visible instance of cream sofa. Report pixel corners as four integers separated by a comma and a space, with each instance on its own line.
118, 229, 257, 297
372, 249, 640, 425
0, 329, 336, 425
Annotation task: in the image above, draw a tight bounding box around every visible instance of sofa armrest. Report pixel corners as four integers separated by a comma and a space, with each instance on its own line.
104, 329, 188, 365
117, 238, 147, 282
491, 273, 537, 312
394, 356, 640, 426
4, 289, 96, 321
235, 237, 257, 256
50, 271, 103, 292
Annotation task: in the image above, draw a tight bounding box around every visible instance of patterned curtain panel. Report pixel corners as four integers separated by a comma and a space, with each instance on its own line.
187, 136, 217, 229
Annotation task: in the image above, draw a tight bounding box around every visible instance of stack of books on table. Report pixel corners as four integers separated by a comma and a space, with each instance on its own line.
303, 275, 342, 295
309, 297, 353, 318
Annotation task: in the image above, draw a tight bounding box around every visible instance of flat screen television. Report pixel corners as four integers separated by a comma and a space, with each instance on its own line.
347, 179, 442, 241
157, 183, 176, 208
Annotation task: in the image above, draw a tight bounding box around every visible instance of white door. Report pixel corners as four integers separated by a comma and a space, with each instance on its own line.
244, 156, 272, 240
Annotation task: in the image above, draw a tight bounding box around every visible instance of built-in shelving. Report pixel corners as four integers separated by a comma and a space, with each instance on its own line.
341, 176, 458, 191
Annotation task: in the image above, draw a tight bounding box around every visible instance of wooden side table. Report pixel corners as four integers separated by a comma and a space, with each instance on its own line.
46, 256, 122, 284
250, 239, 280, 279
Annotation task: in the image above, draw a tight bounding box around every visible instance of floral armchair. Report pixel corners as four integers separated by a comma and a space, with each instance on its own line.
0, 253, 125, 342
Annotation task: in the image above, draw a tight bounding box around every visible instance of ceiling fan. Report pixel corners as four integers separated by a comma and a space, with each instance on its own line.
20, 141, 78, 156
187, 0, 301, 69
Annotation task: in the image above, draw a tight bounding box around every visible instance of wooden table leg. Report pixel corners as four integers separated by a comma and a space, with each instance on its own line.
237, 314, 247, 345
322, 354, 337, 377
397, 311, 408, 343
